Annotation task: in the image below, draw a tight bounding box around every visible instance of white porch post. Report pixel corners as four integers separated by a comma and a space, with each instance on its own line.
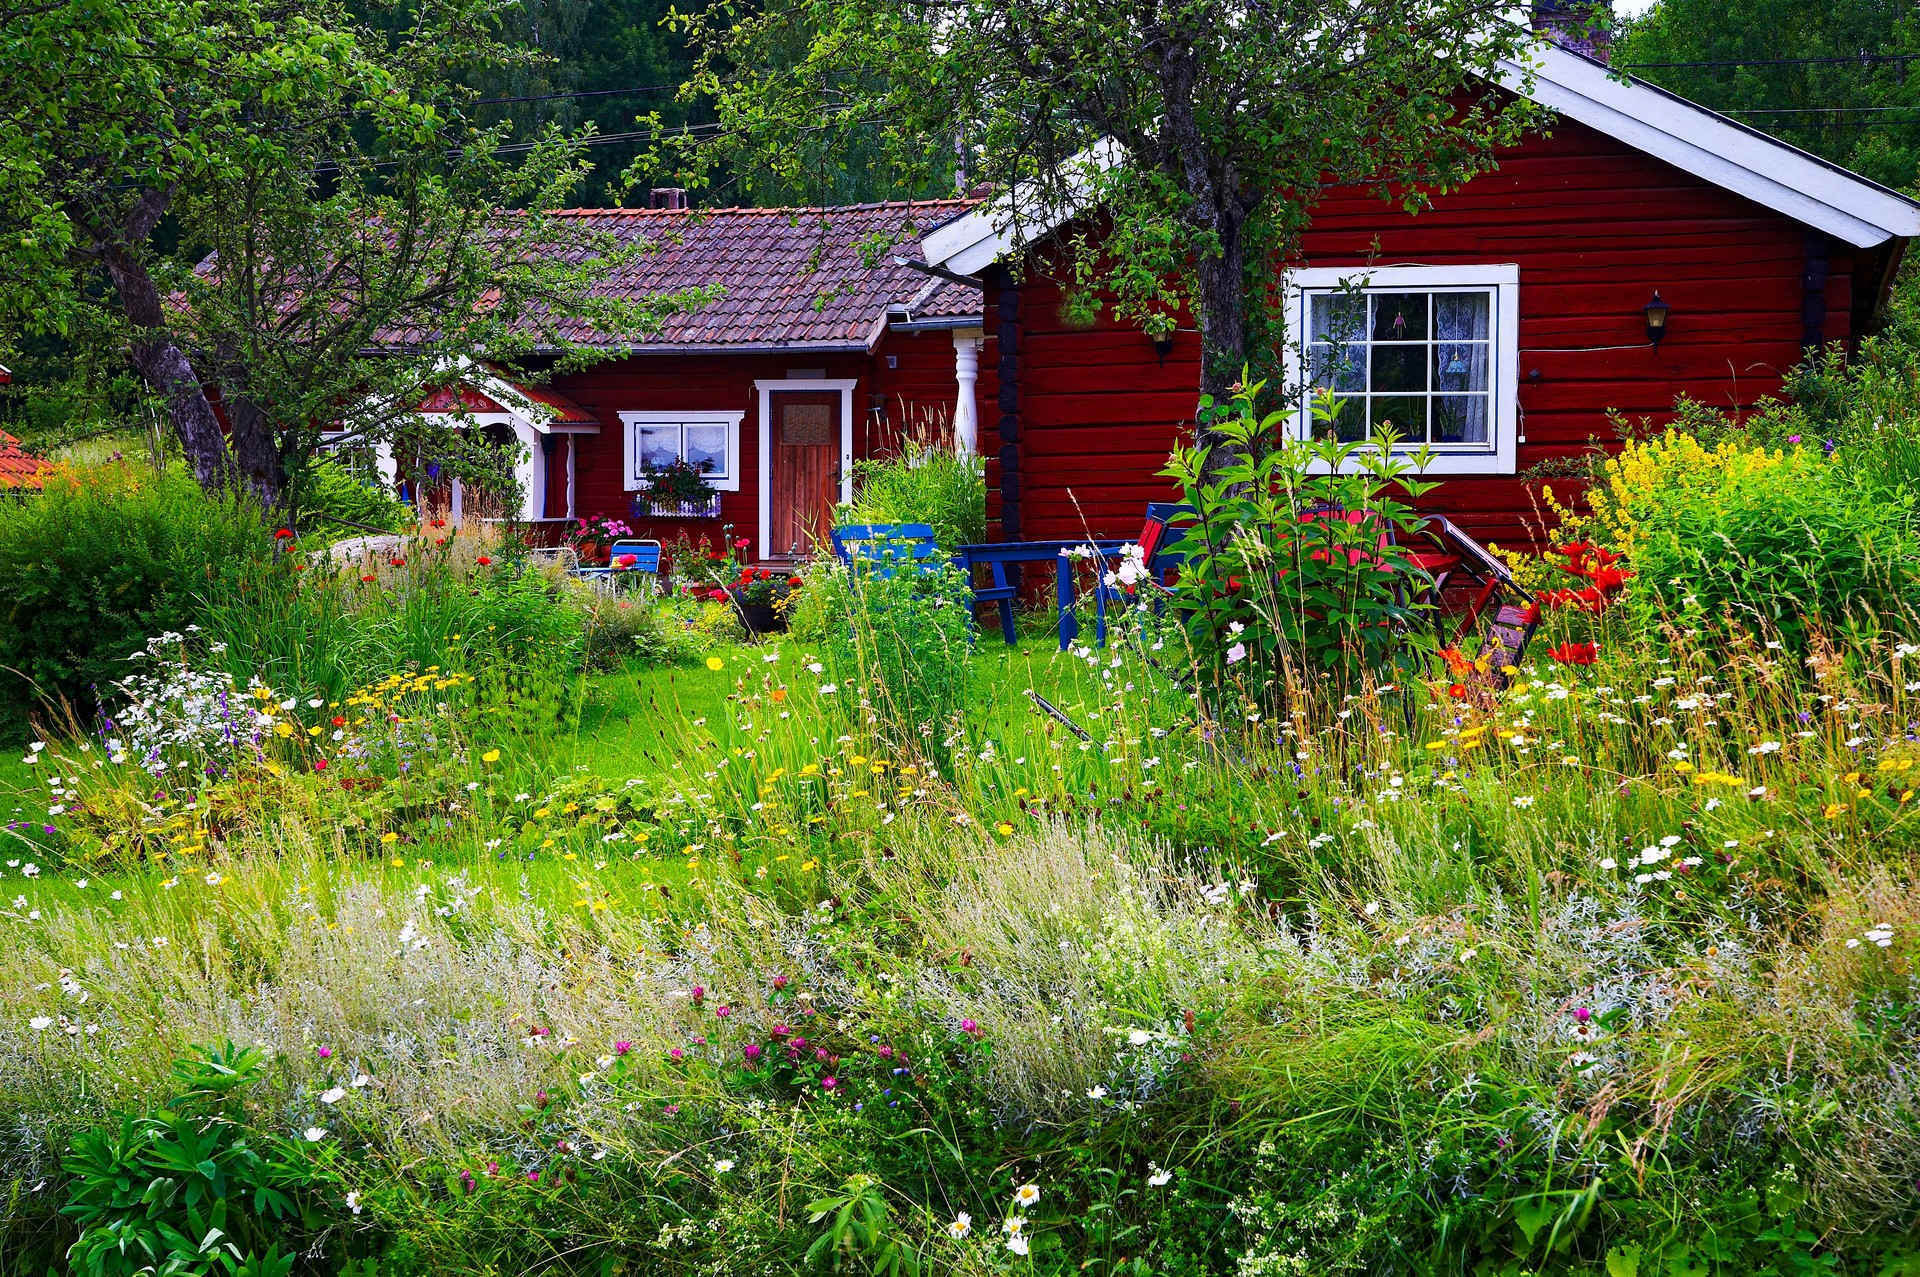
951, 328, 984, 456
512, 423, 543, 522
373, 439, 399, 493
450, 477, 464, 524
566, 435, 577, 518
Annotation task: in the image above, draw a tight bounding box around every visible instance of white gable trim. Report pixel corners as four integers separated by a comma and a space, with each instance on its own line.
923, 43, 1920, 272
1500, 45, 1920, 249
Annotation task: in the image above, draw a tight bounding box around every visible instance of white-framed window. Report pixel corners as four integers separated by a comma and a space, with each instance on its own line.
1282, 264, 1520, 475
618, 410, 744, 492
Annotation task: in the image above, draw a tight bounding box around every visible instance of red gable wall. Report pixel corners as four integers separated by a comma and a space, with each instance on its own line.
982, 114, 1871, 549
548, 326, 966, 552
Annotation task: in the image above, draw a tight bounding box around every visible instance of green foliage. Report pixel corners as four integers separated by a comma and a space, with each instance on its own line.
1617, 0, 1920, 189
0, 464, 266, 732
810, 554, 974, 767
1575, 429, 1919, 648
294, 456, 411, 539
838, 442, 986, 552
1161, 381, 1441, 697
805, 1175, 918, 1277
60, 1043, 338, 1277
196, 541, 587, 708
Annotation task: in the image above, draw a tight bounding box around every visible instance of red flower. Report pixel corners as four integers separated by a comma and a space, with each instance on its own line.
707, 589, 728, 601
1548, 641, 1598, 666
788, 576, 803, 588
274, 527, 294, 539
332, 717, 346, 727
735, 537, 750, 549
476, 555, 492, 566
389, 557, 407, 567
1447, 682, 1469, 699
431, 519, 446, 529
361, 574, 377, 583
1586, 566, 1633, 594
314, 759, 328, 771
756, 568, 772, 581
291, 563, 306, 572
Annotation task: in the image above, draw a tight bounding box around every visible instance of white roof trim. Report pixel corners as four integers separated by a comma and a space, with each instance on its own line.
921, 138, 1124, 276
1501, 44, 1920, 248
923, 43, 1920, 272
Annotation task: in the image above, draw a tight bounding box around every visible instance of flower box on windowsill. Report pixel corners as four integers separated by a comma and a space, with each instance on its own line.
642, 495, 722, 519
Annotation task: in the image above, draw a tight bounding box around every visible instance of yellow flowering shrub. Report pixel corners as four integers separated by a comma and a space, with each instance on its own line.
1564, 430, 1917, 646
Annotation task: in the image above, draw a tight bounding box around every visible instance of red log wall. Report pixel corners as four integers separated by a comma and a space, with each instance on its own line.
982, 114, 1866, 549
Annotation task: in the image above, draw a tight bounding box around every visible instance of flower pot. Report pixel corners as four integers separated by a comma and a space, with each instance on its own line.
736, 599, 786, 635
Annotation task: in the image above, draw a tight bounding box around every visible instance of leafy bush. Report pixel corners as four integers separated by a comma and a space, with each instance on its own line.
809, 554, 974, 766
0, 464, 267, 735
1161, 381, 1441, 700
293, 455, 411, 539
580, 590, 739, 669
837, 440, 985, 551
61, 1043, 340, 1277
1563, 430, 1919, 646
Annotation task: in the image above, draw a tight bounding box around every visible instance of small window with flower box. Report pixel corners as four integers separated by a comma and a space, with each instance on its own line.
1282, 264, 1520, 475
620, 410, 743, 514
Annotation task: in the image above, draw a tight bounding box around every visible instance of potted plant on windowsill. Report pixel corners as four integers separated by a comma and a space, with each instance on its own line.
635, 459, 721, 518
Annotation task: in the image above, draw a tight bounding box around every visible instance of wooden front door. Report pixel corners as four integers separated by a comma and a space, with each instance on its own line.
768, 390, 840, 558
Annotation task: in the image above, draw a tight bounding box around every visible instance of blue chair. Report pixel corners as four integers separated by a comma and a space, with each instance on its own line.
577, 538, 662, 594
829, 524, 943, 578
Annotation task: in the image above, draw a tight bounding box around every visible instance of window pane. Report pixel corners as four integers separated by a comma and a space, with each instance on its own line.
1434, 292, 1490, 341
637, 425, 681, 470
1308, 342, 1365, 392
1369, 395, 1426, 441
1310, 393, 1366, 442
1309, 294, 1365, 342
1370, 343, 1427, 393
684, 423, 727, 475
1433, 395, 1489, 444
1433, 342, 1489, 393
1370, 294, 1429, 342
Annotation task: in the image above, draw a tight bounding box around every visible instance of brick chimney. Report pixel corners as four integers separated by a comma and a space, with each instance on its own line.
1534, 0, 1613, 63
648, 187, 689, 210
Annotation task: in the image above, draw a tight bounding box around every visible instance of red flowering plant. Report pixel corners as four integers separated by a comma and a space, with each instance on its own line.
1538, 541, 1634, 614
567, 513, 633, 563
671, 530, 805, 611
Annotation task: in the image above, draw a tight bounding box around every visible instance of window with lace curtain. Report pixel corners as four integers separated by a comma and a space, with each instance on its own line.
1283, 264, 1520, 475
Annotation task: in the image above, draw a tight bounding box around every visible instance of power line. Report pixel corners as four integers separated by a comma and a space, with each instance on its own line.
467, 82, 684, 109
1624, 53, 1920, 69
1719, 104, 1920, 115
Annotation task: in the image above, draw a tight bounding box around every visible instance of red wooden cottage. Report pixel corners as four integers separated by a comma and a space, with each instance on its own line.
919, 43, 1920, 548
0, 366, 53, 491
404, 196, 984, 560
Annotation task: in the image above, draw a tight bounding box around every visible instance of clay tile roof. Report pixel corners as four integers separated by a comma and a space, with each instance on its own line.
542, 199, 984, 350
0, 432, 50, 490
513, 380, 597, 425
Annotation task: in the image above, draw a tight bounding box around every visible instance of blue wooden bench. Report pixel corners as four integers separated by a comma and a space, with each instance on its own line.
829, 523, 944, 577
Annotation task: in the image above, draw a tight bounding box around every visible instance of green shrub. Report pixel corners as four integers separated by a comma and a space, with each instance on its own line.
812, 554, 975, 767
61, 1043, 342, 1277
1161, 380, 1440, 699
294, 455, 412, 539
0, 464, 267, 735
837, 440, 985, 551
1572, 429, 1919, 646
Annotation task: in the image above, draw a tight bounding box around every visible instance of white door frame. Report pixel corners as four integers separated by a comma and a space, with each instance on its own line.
754, 378, 857, 560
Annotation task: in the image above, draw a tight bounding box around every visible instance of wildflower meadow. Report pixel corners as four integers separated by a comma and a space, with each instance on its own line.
4, 368, 1920, 1277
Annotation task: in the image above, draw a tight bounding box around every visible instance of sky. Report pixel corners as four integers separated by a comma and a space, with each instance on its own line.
1613, 0, 1659, 19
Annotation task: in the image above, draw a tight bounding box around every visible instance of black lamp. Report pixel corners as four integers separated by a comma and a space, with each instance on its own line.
1151, 330, 1175, 365
1643, 291, 1670, 349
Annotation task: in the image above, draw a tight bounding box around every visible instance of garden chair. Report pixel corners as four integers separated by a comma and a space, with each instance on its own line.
576, 538, 662, 596
829, 524, 944, 578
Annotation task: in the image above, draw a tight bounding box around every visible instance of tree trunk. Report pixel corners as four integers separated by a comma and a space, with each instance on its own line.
1191, 216, 1248, 435
92, 209, 232, 494
223, 390, 288, 515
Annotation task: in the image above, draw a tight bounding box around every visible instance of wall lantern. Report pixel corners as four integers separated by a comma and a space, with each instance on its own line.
1151, 332, 1175, 365
1643, 291, 1670, 349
